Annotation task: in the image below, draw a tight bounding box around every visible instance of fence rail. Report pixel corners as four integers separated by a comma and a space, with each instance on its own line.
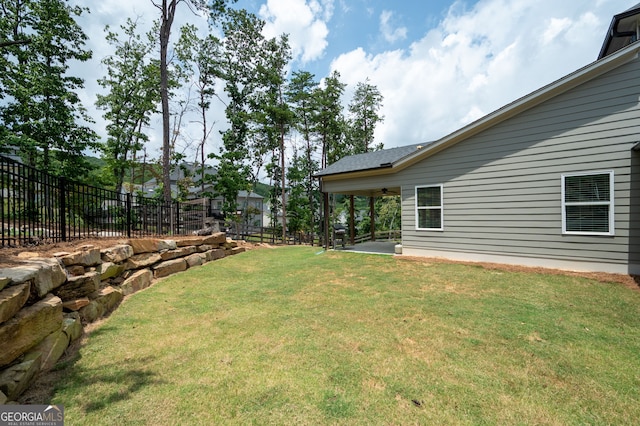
1, 155, 206, 248
227, 223, 315, 245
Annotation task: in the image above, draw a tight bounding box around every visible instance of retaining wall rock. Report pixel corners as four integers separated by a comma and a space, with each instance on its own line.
59, 247, 101, 267
120, 269, 152, 296
0, 294, 63, 368
0, 352, 42, 401
0, 232, 249, 402
100, 244, 134, 263
125, 253, 162, 270
54, 272, 100, 301
0, 283, 30, 325
153, 258, 187, 279
0, 277, 11, 291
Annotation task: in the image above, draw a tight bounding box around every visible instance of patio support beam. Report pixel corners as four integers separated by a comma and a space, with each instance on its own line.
349, 195, 355, 245
370, 196, 375, 241
323, 191, 330, 250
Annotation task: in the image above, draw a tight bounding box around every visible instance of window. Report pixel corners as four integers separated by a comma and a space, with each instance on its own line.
416, 185, 443, 230
561, 171, 614, 235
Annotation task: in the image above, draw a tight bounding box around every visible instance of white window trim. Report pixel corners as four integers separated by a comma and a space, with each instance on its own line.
415, 184, 444, 231
561, 170, 615, 236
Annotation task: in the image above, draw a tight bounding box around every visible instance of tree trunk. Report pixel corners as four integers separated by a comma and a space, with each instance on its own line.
160, 0, 176, 203
280, 123, 287, 242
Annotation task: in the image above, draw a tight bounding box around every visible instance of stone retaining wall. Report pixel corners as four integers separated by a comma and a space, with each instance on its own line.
0, 232, 244, 403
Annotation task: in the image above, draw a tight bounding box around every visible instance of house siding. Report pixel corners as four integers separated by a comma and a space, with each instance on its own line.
398, 57, 640, 273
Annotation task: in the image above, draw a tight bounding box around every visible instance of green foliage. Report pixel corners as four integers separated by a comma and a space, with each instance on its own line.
96, 18, 160, 194
0, 0, 98, 179
376, 196, 401, 231
315, 70, 348, 167
213, 9, 264, 214
347, 78, 384, 154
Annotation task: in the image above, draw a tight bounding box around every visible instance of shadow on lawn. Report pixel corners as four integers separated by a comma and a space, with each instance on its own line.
56, 353, 165, 413
20, 326, 165, 412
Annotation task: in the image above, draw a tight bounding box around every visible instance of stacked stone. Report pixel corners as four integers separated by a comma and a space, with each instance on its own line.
0, 232, 244, 403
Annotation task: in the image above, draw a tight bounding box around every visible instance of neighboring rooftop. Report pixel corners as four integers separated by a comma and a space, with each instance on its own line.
315, 143, 433, 177
598, 2, 640, 59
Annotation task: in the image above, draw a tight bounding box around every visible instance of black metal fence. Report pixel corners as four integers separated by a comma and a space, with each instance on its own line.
227, 223, 315, 245
0, 155, 206, 248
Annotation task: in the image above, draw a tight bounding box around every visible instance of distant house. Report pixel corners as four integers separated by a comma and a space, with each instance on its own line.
316, 4, 640, 274
137, 162, 264, 227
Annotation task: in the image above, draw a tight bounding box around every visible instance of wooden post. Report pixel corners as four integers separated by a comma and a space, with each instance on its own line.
349, 195, 355, 245
370, 196, 375, 241
323, 191, 330, 250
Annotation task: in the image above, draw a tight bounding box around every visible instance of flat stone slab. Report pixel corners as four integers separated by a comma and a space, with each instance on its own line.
127, 239, 177, 254
97, 262, 124, 280
0, 283, 30, 325
55, 271, 99, 301
125, 253, 162, 270
120, 269, 152, 296
0, 294, 63, 368
175, 237, 206, 247
160, 246, 197, 261
185, 253, 205, 268
30, 328, 70, 371
0, 277, 9, 291
62, 298, 90, 311
62, 313, 83, 341
0, 351, 42, 400
100, 244, 134, 263
202, 232, 226, 245
0, 257, 66, 298
153, 258, 187, 279
205, 249, 225, 262
60, 248, 101, 267
93, 286, 123, 314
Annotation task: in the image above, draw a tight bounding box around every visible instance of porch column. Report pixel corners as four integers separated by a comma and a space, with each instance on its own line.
323, 191, 330, 250
349, 195, 355, 245
369, 196, 375, 241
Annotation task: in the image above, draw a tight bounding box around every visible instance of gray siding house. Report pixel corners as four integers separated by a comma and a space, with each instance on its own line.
317, 5, 640, 274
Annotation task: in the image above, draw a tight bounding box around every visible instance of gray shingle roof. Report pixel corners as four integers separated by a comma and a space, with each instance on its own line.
315, 143, 432, 177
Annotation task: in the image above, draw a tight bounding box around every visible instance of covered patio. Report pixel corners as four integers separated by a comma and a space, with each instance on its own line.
316, 143, 427, 251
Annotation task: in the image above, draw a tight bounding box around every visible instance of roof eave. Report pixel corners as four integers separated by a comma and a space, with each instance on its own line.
315, 163, 394, 180
393, 44, 640, 171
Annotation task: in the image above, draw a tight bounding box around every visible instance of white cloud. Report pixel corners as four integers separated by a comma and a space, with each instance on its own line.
542, 17, 572, 45
380, 10, 407, 44
330, 0, 629, 148
259, 0, 331, 63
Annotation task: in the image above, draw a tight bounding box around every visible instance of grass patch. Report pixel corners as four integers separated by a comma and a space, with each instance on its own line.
50, 247, 640, 424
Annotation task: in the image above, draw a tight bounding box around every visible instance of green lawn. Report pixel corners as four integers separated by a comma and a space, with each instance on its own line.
49, 246, 640, 425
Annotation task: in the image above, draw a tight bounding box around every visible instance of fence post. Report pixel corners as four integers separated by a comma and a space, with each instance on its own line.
59, 177, 67, 242
175, 201, 180, 235
126, 192, 132, 238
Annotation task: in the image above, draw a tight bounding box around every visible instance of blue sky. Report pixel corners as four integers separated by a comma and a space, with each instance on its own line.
73, 0, 637, 162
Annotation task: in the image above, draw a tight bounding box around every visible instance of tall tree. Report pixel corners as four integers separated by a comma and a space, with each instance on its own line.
287, 70, 320, 239
96, 18, 160, 194
0, 0, 98, 177
315, 70, 346, 168
254, 35, 292, 240
176, 24, 222, 197
347, 78, 384, 154
214, 9, 264, 217
151, 0, 233, 202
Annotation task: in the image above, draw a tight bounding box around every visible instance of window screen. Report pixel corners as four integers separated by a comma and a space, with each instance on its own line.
416, 185, 443, 230
562, 172, 614, 235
